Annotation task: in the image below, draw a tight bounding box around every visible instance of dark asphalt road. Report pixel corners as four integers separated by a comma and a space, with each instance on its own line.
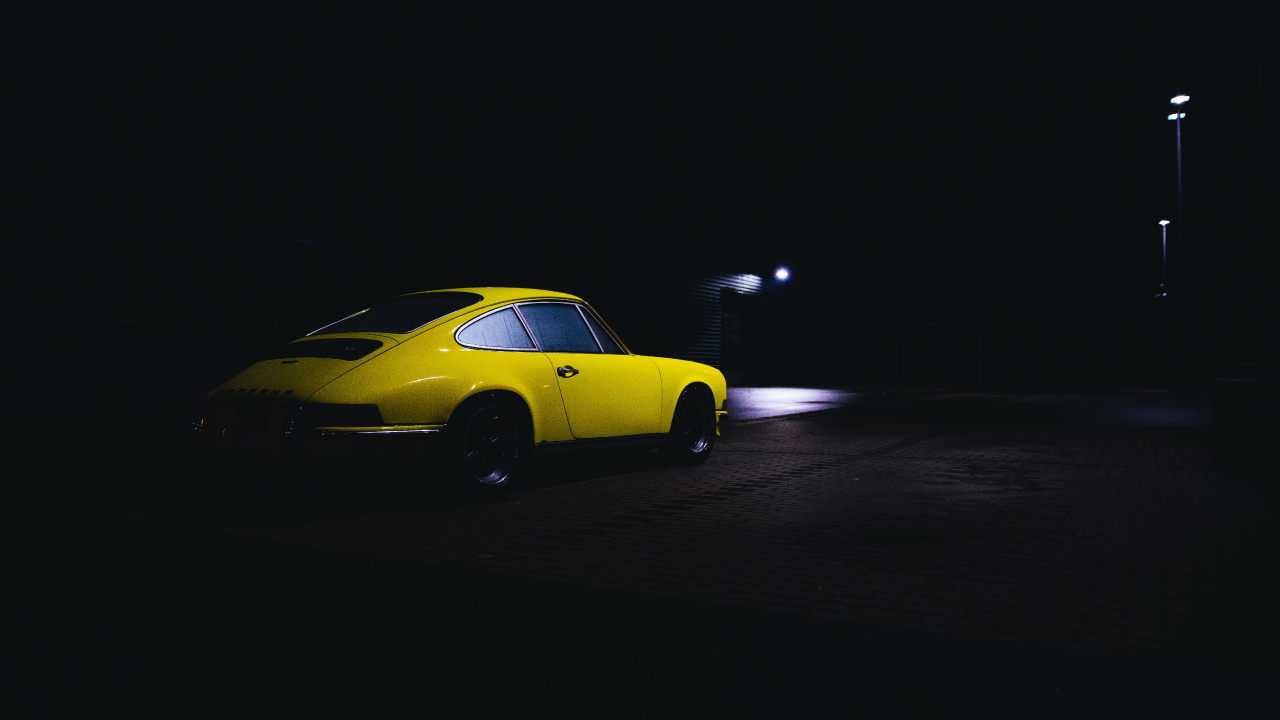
36, 389, 1275, 716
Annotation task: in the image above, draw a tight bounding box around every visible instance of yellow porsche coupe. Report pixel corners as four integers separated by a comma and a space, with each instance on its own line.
195, 288, 728, 490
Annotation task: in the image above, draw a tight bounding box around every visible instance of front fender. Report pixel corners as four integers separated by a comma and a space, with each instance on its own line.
645, 357, 728, 430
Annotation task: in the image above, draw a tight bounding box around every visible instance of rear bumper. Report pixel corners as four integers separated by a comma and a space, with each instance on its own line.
288, 426, 444, 461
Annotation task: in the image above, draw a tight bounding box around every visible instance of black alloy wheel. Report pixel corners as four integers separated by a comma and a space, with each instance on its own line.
456, 398, 524, 489
663, 387, 715, 465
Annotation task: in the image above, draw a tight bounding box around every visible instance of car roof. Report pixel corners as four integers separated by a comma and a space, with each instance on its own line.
395, 287, 586, 305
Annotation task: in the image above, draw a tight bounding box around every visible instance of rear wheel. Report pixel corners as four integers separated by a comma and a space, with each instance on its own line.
447, 395, 527, 492
661, 386, 715, 465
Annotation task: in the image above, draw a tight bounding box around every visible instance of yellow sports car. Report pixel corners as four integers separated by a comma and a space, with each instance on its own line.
195, 288, 728, 490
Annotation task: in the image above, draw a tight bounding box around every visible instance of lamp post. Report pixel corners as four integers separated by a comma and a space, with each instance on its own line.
1167, 94, 1189, 294
1157, 220, 1170, 298
1165, 95, 1197, 393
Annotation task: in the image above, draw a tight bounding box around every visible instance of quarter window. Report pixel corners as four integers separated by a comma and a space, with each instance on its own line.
456, 308, 535, 349
518, 303, 601, 353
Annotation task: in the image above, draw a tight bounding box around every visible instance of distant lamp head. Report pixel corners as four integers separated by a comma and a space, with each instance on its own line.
774, 267, 790, 281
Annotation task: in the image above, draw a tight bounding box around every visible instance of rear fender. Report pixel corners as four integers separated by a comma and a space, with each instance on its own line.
308, 344, 575, 444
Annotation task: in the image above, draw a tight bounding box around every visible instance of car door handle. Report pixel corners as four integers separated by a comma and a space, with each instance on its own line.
557, 365, 579, 378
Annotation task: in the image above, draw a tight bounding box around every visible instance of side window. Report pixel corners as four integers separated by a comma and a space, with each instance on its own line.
580, 309, 626, 354
518, 303, 601, 353
456, 307, 535, 349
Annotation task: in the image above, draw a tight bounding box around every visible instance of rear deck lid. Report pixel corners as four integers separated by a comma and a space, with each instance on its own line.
202, 334, 399, 403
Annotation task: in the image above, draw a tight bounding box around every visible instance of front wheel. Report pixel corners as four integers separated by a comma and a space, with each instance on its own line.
661, 387, 716, 465
446, 396, 527, 492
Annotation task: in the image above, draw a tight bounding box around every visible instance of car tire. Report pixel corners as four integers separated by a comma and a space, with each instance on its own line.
446, 394, 527, 494
661, 386, 716, 465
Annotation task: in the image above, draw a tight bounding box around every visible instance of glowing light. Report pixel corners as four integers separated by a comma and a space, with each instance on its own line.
1167, 112, 1185, 120
732, 274, 764, 293
774, 267, 790, 281
1159, 220, 1170, 226
1170, 95, 1190, 105
726, 387, 864, 421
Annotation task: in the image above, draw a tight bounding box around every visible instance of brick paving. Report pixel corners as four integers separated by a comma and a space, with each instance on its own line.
169, 391, 1279, 677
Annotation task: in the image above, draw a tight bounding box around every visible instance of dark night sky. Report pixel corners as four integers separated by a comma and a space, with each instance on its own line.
14, 2, 1276, 379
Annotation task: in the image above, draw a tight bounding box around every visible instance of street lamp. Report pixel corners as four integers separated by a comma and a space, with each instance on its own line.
1168, 95, 1188, 216
1167, 95, 1189, 291
1157, 220, 1170, 298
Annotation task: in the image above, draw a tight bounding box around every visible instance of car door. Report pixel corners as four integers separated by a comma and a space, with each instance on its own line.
517, 302, 662, 439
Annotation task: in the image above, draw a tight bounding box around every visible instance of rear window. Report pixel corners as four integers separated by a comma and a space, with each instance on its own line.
310, 292, 483, 335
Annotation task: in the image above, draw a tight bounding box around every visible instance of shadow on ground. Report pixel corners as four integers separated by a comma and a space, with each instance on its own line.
43, 511, 1271, 716
67, 446, 673, 527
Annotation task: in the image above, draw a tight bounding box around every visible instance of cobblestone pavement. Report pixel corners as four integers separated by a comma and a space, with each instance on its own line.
142, 391, 1277, 679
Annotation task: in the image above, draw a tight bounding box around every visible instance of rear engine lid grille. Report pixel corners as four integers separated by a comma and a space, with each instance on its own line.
263, 338, 384, 361
208, 387, 297, 398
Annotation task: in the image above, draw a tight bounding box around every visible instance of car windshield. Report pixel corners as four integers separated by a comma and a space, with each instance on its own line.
310, 292, 483, 335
